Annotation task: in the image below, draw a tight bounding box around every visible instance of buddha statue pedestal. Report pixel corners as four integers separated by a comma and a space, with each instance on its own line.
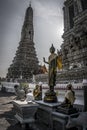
12, 100, 38, 128
56, 106, 78, 115
44, 90, 57, 103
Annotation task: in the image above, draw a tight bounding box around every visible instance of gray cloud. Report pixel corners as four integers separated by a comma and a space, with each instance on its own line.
0, 0, 64, 77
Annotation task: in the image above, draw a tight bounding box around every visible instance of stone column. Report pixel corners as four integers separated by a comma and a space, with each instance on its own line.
63, 5, 70, 31
63, 7, 67, 32
76, 0, 83, 12
74, 0, 79, 16
63, 7, 66, 31
83, 85, 87, 111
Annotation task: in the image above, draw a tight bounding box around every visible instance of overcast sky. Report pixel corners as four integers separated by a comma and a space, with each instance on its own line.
0, 0, 64, 77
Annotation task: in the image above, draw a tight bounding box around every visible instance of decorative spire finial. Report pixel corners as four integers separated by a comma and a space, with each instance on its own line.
29, 1, 31, 7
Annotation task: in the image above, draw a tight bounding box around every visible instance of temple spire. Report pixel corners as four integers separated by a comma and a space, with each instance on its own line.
6, 4, 39, 80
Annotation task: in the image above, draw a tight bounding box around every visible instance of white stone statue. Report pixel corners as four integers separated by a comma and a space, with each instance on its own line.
14, 85, 25, 100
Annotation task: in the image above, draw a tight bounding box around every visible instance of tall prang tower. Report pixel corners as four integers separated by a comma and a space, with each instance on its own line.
62, 0, 87, 70
7, 3, 39, 80
59, 0, 87, 80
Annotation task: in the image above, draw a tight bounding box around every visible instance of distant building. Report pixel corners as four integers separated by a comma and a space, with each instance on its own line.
7, 3, 39, 80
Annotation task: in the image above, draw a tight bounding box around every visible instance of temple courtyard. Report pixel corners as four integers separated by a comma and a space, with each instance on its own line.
0, 91, 52, 130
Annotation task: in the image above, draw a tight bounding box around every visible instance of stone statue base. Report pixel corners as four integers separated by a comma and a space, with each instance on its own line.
56, 106, 78, 115
44, 90, 57, 103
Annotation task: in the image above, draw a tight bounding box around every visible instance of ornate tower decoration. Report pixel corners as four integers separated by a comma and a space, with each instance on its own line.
7, 3, 39, 80
61, 0, 87, 79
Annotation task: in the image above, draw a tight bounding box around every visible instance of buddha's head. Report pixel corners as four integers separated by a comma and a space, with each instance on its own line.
50, 44, 55, 53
